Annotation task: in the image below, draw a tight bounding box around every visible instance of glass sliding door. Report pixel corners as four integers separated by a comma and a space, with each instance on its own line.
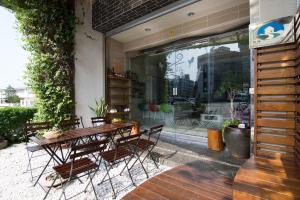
129, 29, 250, 137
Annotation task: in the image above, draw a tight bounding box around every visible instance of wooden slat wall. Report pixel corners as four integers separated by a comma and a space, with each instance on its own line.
254, 43, 298, 161
295, 9, 300, 166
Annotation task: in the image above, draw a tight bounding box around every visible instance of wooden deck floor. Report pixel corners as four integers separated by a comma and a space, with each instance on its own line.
233, 156, 300, 200
122, 164, 233, 200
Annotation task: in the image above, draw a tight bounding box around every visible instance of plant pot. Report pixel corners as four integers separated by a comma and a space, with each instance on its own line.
207, 128, 224, 151
0, 140, 8, 150
224, 126, 250, 159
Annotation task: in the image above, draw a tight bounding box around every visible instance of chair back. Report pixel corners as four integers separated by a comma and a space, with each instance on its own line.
24, 121, 51, 142
91, 117, 106, 127
116, 133, 141, 149
70, 139, 109, 160
60, 117, 81, 130
148, 125, 163, 145
118, 124, 134, 137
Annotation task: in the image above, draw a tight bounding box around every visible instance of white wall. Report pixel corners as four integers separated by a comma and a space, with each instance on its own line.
75, 0, 105, 127
250, 0, 297, 23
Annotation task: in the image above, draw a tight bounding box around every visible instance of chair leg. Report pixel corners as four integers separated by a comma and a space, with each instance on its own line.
87, 171, 98, 200
59, 175, 72, 200
34, 154, 54, 186
135, 153, 149, 178
84, 167, 100, 192
123, 158, 136, 186
43, 174, 58, 200
26, 150, 34, 181
141, 146, 159, 169
103, 162, 116, 199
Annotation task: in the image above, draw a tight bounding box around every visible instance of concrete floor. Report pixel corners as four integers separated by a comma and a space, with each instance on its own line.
151, 135, 247, 179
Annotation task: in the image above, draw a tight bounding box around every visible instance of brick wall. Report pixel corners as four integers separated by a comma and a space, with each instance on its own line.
92, 0, 179, 33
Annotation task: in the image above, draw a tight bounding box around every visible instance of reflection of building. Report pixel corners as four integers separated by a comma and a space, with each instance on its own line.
168, 74, 195, 98
196, 46, 250, 102
0, 87, 35, 107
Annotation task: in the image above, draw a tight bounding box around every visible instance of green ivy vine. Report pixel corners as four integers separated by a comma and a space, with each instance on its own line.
2, 0, 76, 126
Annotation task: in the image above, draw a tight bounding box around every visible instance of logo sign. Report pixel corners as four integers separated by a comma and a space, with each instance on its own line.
249, 16, 294, 48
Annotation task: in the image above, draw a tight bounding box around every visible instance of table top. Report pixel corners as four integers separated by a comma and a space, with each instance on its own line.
30, 122, 134, 146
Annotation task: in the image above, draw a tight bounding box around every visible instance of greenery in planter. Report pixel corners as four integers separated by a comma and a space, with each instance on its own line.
2, 0, 76, 127
221, 118, 240, 134
217, 70, 243, 120
0, 107, 37, 143
89, 98, 108, 118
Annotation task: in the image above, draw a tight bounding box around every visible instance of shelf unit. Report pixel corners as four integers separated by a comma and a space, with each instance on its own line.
107, 75, 131, 123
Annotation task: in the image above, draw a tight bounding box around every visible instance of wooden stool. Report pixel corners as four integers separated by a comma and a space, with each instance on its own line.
207, 128, 224, 151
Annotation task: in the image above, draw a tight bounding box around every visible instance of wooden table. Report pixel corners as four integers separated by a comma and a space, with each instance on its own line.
31, 122, 133, 186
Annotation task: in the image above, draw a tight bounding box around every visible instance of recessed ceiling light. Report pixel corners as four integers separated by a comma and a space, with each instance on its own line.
145, 28, 151, 32
187, 12, 195, 17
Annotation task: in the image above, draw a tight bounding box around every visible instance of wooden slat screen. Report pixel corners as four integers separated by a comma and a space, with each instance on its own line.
254, 43, 297, 161
295, 9, 300, 166
254, 7, 300, 165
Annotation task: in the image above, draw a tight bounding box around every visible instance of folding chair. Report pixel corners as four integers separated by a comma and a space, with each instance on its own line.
43, 138, 109, 200
121, 125, 163, 177
60, 117, 82, 130
24, 121, 51, 181
91, 117, 106, 127
99, 133, 143, 199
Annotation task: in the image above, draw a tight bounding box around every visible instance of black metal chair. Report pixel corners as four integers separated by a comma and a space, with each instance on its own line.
60, 117, 82, 130
99, 133, 143, 199
120, 125, 164, 178
43, 138, 109, 200
24, 121, 51, 181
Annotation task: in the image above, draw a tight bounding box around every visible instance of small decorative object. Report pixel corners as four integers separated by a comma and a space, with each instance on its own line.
109, 108, 117, 113
89, 98, 108, 118
112, 118, 122, 123
124, 108, 130, 112
43, 128, 62, 139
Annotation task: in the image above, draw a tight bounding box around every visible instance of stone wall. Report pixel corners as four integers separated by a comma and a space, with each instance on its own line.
92, 0, 179, 32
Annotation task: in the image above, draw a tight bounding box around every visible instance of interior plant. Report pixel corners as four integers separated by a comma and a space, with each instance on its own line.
89, 98, 108, 118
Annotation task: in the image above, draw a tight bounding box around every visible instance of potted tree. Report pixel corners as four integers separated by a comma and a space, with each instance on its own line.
218, 71, 250, 159
89, 98, 108, 125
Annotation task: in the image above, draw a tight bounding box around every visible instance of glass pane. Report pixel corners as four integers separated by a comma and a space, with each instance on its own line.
129, 29, 250, 137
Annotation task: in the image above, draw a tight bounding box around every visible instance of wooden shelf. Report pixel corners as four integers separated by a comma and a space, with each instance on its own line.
108, 85, 131, 89
107, 73, 130, 123
108, 75, 129, 81
109, 103, 129, 106
108, 112, 130, 115
108, 94, 130, 97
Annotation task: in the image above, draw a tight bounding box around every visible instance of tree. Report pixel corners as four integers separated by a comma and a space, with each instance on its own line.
4, 85, 20, 104
217, 70, 243, 120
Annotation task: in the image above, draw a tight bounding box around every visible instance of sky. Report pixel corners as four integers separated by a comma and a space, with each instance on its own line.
0, 6, 29, 89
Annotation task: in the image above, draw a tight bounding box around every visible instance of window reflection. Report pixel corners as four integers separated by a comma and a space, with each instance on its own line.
129, 29, 250, 136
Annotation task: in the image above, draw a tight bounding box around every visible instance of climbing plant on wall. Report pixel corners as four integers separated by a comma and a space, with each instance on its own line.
2, 0, 76, 126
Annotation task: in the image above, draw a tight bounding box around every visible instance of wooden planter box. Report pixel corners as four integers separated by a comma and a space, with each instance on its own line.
207, 128, 224, 151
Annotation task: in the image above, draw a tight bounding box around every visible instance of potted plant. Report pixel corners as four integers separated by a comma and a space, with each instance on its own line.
0, 135, 8, 150
89, 98, 108, 125
218, 71, 250, 159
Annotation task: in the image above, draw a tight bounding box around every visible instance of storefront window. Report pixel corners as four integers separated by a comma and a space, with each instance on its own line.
129, 29, 250, 137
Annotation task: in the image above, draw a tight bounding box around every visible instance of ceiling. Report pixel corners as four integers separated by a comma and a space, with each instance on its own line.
111, 0, 249, 43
